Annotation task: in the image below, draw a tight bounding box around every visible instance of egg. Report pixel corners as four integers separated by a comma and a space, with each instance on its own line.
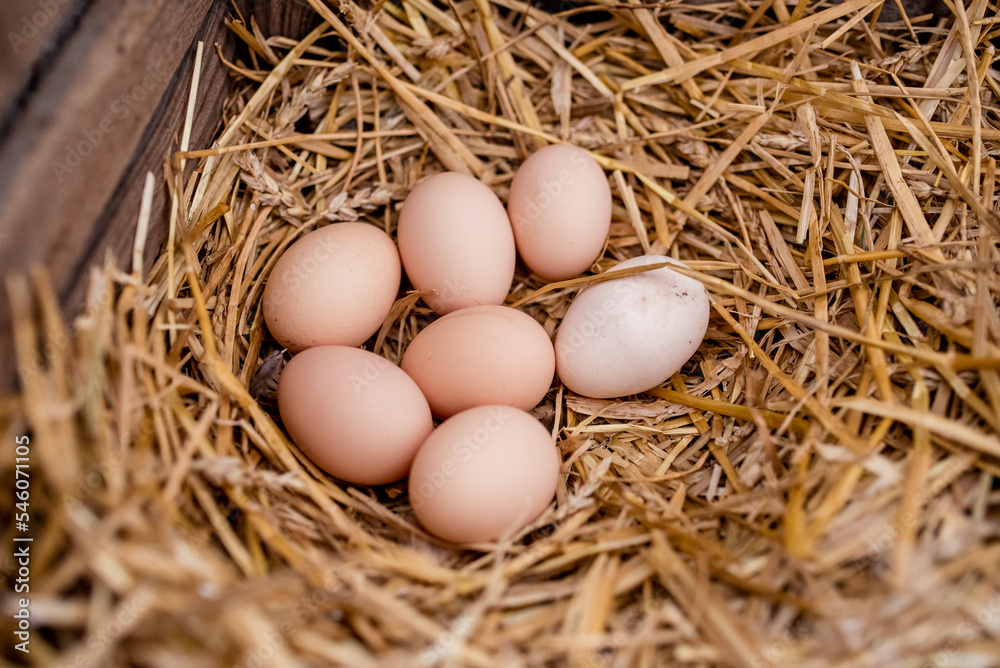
507, 144, 612, 281
278, 346, 433, 485
397, 172, 516, 314
263, 222, 401, 353
408, 405, 560, 544
400, 305, 554, 418
554, 255, 710, 398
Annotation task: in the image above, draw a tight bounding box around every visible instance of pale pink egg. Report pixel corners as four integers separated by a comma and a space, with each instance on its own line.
507, 144, 612, 281
263, 222, 401, 353
278, 346, 432, 485
408, 405, 560, 544
397, 172, 516, 314
401, 305, 554, 418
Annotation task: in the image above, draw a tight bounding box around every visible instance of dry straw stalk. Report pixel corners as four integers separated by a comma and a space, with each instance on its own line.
3, 0, 1000, 666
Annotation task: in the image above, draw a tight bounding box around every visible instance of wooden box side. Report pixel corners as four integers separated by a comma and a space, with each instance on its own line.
0, 0, 319, 390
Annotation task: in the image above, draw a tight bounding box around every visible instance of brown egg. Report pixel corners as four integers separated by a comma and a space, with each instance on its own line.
397, 172, 516, 314
408, 405, 560, 544
278, 346, 432, 485
400, 305, 555, 418
263, 222, 401, 353
507, 144, 612, 281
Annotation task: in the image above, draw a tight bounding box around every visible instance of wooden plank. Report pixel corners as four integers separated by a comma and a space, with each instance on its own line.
245, 0, 319, 40
0, 0, 87, 127
62, 2, 236, 297
0, 0, 214, 280
0, 1, 323, 390
0, 0, 215, 388
77, 0, 319, 292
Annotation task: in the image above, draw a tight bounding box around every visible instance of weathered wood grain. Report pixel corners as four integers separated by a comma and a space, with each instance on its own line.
0, 0, 86, 127
0, 0, 322, 390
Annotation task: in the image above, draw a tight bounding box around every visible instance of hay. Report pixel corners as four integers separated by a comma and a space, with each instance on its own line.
4, 0, 1000, 666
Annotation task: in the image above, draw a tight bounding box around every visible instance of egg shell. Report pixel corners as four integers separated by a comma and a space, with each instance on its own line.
278, 346, 433, 486
397, 172, 516, 314
400, 305, 555, 418
554, 255, 710, 398
263, 222, 401, 353
408, 405, 560, 544
507, 144, 612, 281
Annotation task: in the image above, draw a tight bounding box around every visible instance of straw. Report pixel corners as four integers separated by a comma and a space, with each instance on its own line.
4, 1, 999, 666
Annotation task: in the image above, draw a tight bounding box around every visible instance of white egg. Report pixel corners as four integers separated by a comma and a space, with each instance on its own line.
554, 255, 710, 398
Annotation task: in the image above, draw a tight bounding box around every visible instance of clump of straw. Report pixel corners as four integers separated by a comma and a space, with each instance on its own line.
4, 1, 1000, 666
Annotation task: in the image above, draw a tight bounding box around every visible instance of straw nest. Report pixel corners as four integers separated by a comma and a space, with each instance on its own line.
4, 0, 1000, 666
